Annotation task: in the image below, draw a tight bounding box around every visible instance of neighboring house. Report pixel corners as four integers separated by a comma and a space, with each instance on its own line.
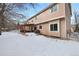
22, 3, 72, 38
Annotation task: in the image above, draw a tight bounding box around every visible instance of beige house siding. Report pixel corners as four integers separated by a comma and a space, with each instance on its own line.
65, 3, 72, 38
36, 18, 66, 38
37, 23, 49, 36
27, 3, 66, 24
24, 3, 71, 38
65, 3, 71, 31
60, 18, 66, 38
25, 26, 30, 31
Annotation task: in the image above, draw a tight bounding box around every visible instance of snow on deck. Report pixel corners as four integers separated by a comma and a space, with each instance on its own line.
0, 31, 79, 56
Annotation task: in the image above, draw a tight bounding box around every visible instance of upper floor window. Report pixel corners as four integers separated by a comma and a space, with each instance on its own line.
50, 4, 58, 13
32, 20, 33, 22
35, 16, 37, 20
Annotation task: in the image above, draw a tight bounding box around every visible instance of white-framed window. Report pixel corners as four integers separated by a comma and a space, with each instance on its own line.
50, 23, 58, 31
50, 4, 59, 13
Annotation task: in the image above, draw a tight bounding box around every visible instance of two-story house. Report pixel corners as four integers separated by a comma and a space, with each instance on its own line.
22, 3, 72, 38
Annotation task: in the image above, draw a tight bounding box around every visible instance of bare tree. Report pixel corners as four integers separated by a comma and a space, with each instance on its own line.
73, 10, 79, 32
0, 3, 37, 31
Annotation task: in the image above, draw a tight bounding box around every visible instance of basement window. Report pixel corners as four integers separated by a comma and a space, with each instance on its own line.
50, 24, 58, 31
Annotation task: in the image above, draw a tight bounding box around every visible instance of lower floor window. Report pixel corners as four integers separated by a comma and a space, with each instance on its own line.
39, 25, 42, 29
34, 27, 37, 30
50, 23, 58, 31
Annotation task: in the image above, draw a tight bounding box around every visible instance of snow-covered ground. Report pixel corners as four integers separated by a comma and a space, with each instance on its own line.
0, 31, 79, 56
